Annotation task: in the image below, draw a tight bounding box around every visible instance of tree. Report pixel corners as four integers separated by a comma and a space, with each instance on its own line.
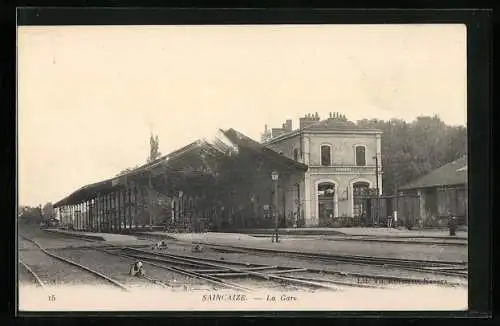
355, 115, 467, 195
117, 133, 162, 177
147, 133, 161, 163
18, 205, 42, 224
42, 202, 56, 220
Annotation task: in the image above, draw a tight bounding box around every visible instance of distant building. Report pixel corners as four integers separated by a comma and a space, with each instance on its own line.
398, 155, 468, 226
262, 112, 383, 227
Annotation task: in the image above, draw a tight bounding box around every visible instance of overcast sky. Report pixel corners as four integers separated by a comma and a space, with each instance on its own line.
18, 24, 467, 206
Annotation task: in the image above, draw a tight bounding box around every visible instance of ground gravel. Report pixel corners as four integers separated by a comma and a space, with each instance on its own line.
18, 262, 37, 285
160, 232, 468, 262
141, 239, 467, 286
54, 247, 222, 292
18, 248, 113, 287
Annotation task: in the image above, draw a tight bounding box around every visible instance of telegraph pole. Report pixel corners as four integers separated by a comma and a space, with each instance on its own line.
148, 171, 153, 230
373, 154, 380, 225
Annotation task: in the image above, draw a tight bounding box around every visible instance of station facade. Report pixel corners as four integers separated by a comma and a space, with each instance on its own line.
262, 112, 383, 227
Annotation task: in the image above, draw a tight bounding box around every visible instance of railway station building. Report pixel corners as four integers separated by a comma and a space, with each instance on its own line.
261, 112, 383, 227
53, 113, 383, 232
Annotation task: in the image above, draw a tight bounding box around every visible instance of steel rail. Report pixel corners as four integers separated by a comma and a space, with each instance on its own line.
191, 243, 468, 278
121, 247, 465, 287
101, 249, 254, 292
120, 250, 338, 291
121, 247, 346, 291
277, 274, 382, 289
18, 259, 46, 289
19, 234, 130, 292
202, 242, 467, 266
88, 247, 170, 289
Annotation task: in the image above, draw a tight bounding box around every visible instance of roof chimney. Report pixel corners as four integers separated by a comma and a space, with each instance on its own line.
300, 112, 320, 129
284, 119, 293, 132
271, 128, 285, 138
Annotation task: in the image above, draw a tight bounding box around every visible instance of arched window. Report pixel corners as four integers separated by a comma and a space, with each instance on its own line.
355, 146, 366, 166
321, 145, 331, 166
293, 148, 299, 161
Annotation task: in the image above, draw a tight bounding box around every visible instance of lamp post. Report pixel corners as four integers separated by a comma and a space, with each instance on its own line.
372, 154, 380, 225
179, 190, 184, 223
271, 170, 279, 243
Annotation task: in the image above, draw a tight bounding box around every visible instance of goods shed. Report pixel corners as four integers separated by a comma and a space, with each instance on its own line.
398, 154, 468, 226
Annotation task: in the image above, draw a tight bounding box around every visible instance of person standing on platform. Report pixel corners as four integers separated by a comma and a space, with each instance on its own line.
448, 212, 457, 236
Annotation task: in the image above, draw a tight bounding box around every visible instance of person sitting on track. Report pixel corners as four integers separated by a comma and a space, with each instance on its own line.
129, 261, 145, 277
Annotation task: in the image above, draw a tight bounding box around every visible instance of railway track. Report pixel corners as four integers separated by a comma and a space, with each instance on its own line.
250, 234, 467, 246
101, 246, 464, 291
18, 234, 130, 292
18, 259, 46, 289
45, 229, 467, 277
31, 232, 381, 291
30, 229, 466, 290
97, 247, 255, 292
193, 242, 468, 279
104, 247, 344, 292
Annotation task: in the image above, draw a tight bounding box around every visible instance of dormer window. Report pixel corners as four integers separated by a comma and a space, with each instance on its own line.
321, 145, 331, 166
355, 146, 366, 166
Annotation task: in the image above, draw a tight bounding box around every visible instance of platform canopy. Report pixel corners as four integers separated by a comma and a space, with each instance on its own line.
53, 128, 307, 208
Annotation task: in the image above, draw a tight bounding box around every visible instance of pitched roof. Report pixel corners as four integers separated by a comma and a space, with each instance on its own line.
303, 118, 379, 132
399, 155, 468, 190
264, 118, 382, 144
53, 141, 205, 208
54, 128, 307, 207
222, 128, 308, 171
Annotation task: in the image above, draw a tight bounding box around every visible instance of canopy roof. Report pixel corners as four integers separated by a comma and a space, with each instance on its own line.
53, 128, 307, 208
